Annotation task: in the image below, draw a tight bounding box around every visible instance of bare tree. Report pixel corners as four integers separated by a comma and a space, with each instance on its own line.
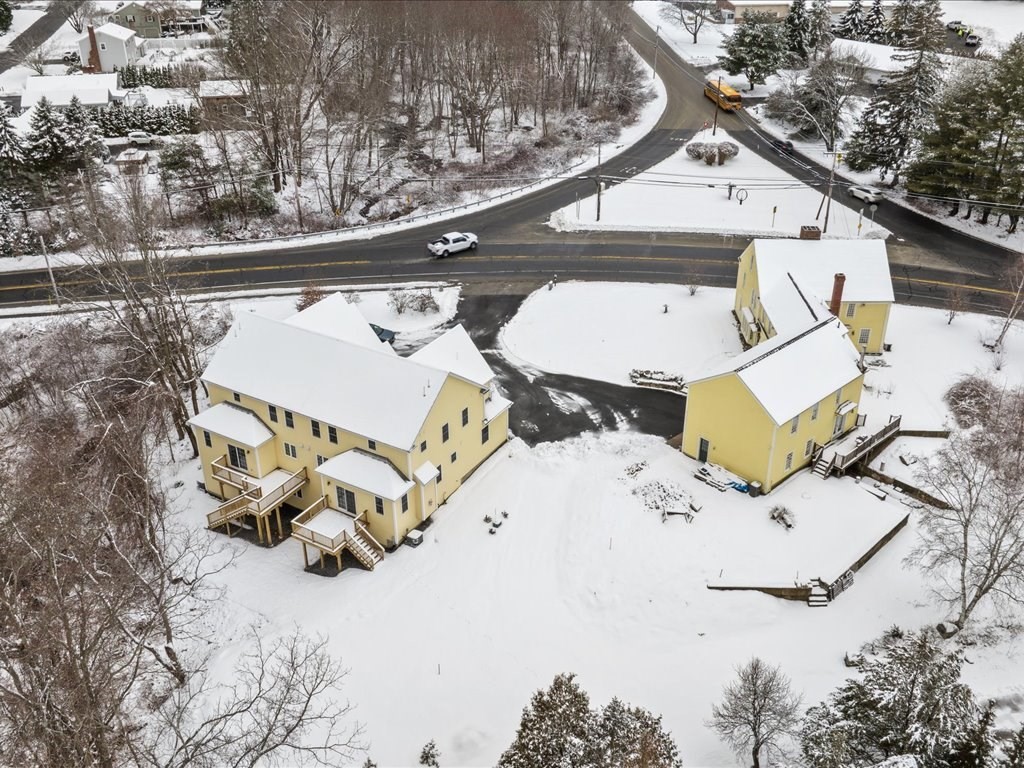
994, 252, 1024, 350
909, 388, 1024, 629
946, 283, 967, 325
53, 0, 99, 34
709, 657, 802, 768
296, 282, 328, 312
661, 1, 718, 45
15, 38, 57, 75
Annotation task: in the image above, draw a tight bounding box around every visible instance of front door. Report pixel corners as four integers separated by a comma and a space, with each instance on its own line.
698, 437, 710, 463
833, 414, 845, 437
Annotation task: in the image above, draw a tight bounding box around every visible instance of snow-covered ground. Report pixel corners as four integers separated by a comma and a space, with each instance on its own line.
143, 279, 1024, 766
940, 1, 1024, 47
0, 7, 45, 52
549, 127, 890, 239
634, 0, 735, 67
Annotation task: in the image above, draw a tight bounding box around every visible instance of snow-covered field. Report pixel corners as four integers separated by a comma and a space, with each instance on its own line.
0, 7, 45, 52
549, 127, 889, 240
153, 280, 1024, 766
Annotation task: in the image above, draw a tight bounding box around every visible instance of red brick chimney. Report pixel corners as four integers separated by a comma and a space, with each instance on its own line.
829, 273, 846, 317
86, 25, 101, 72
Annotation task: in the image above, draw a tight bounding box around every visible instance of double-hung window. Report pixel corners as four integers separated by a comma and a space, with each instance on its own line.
227, 444, 248, 470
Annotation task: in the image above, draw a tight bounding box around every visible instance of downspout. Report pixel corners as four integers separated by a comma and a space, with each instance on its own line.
391, 498, 400, 546
765, 421, 779, 493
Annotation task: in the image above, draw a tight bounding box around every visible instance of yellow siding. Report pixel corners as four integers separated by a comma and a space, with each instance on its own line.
839, 301, 890, 354
682, 374, 777, 485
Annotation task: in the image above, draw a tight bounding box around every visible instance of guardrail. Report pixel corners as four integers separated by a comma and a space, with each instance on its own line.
835, 415, 902, 473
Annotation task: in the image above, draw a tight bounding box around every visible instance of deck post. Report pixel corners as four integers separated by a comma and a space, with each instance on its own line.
302, 542, 308, 568
335, 553, 341, 572
318, 550, 325, 569
276, 506, 283, 539
255, 515, 264, 544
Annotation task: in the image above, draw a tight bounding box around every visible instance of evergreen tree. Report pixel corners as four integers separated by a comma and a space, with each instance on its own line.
63, 95, 105, 171
863, 0, 887, 43
0, 103, 24, 178
0, 186, 33, 258
807, 0, 834, 59
24, 97, 74, 180
497, 673, 597, 768
976, 34, 1024, 230
718, 11, 790, 91
844, 0, 945, 183
800, 632, 978, 767
947, 703, 996, 768
0, 0, 12, 36
1003, 722, 1024, 768
594, 697, 682, 768
887, 0, 917, 46
906, 63, 993, 217
785, 0, 811, 61
835, 0, 865, 40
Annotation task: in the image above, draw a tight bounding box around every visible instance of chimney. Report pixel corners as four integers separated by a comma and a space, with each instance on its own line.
829, 273, 846, 317
86, 25, 102, 72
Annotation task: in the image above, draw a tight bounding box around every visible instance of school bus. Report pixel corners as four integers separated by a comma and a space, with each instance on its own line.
704, 80, 743, 111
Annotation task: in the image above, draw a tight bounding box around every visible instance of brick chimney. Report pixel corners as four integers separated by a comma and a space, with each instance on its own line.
829, 273, 846, 317
86, 25, 102, 72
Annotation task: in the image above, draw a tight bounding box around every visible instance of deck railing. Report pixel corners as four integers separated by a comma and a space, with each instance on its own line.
211, 456, 259, 493
835, 415, 902, 473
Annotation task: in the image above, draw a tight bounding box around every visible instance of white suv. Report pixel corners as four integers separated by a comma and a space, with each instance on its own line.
427, 232, 478, 258
848, 185, 884, 204
127, 131, 154, 146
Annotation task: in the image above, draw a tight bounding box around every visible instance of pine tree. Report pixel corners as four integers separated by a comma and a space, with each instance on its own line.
807, 0, 834, 59
976, 34, 1024, 229
785, 0, 811, 61
497, 673, 597, 768
63, 95, 104, 170
24, 97, 74, 180
835, 0, 865, 41
594, 698, 682, 768
887, 0, 917, 47
947, 703, 996, 768
0, 0, 12, 37
863, 0, 887, 43
0, 103, 23, 178
718, 11, 790, 91
1003, 722, 1024, 768
844, 0, 945, 183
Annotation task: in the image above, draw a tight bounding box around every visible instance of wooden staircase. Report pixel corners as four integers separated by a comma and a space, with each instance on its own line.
808, 581, 829, 608
207, 467, 307, 532
812, 455, 835, 479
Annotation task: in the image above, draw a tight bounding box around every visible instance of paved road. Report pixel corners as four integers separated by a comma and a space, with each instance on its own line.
0, 2, 77, 75
0, 6, 1014, 314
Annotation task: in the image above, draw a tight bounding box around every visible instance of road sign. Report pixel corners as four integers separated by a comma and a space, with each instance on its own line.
736, 189, 748, 205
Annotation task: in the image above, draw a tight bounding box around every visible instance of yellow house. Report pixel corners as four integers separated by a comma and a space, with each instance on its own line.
188, 293, 511, 572
735, 239, 894, 354
682, 317, 865, 492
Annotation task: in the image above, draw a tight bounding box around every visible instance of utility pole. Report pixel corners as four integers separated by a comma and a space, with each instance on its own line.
712, 76, 723, 136
596, 141, 602, 222
816, 151, 840, 233
39, 235, 61, 309
653, 26, 661, 80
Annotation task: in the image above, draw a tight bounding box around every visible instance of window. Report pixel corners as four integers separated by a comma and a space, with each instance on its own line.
836, 389, 842, 404
785, 452, 793, 471
375, 497, 384, 515
100, 42, 107, 50
284, 411, 294, 428
368, 439, 376, 451
203, 430, 211, 448
268, 405, 278, 422
233, 392, 241, 402
311, 420, 320, 438
227, 444, 247, 471
805, 439, 813, 457
420, 440, 427, 452
437, 465, 443, 483
442, 423, 450, 442
790, 414, 799, 434
461, 408, 469, 427
450, 452, 457, 464
145, 14, 154, 22
296, 488, 302, 499
328, 426, 338, 444
482, 425, 490, 444
858, 328, 871, 346
284, 443, 297, 459
742, 272, 747, 288
336, 487, 355, 512
401, 494, 408, 513
811, 402, 819, 421
316, 454, 326, 466
846, 303, 856, 318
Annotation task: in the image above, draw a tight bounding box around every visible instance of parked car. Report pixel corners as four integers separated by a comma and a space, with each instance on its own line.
965, 34, 982, 46
770, 138, 794, 154
61, 50, 80, 63
427, 231, 478, 258
369, 323, 396, 344
848, 185, 884, 204
127, 131, 154, 146
945, 19, 964, 30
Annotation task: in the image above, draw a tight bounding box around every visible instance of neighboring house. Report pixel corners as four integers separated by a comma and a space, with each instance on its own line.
78, 23, 143, 74
107, 0, 205, 38
682, 316, 865, 493
734, 238, 893, 354
188, 293, 512, 572
113, 147, 151, 173
830, 39, 958, 84
198, 79, 249, 128
717, 0, 896, 22
20, 73, 120, 110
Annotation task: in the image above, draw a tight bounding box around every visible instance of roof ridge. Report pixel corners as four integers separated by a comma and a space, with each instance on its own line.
786, 272, 819, 322
734, 317, 835, 373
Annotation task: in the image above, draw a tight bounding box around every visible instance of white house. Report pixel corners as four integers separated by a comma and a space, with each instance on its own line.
20, 73, 120, 110
79, 23, 144, 74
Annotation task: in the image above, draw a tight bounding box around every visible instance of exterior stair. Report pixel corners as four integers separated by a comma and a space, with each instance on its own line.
812, 456, 833, 479
346, 529, 384, 570
808, 585, 829, 607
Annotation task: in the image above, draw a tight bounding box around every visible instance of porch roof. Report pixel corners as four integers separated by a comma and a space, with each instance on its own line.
316, 449, 414, 500
188, 402, 275, 446
484, 391, 512, 424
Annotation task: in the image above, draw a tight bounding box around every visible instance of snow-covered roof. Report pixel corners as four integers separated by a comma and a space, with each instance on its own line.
79, 22, 137, 42
752, 239, 894, 305
832, 39, 958, 74
693, 318, 863, 425
21, 73, 118, 109
409, 325, 494, 388
484, 392, 513, 425
285, 293, 395, 355
202, 312, 449, 449
110, 0, 203, 13
187, 402, 275, 446
413, 461, 439, 485
759, 271, 830, 335
198, 79, 248, 98
316, 449, 414, 500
